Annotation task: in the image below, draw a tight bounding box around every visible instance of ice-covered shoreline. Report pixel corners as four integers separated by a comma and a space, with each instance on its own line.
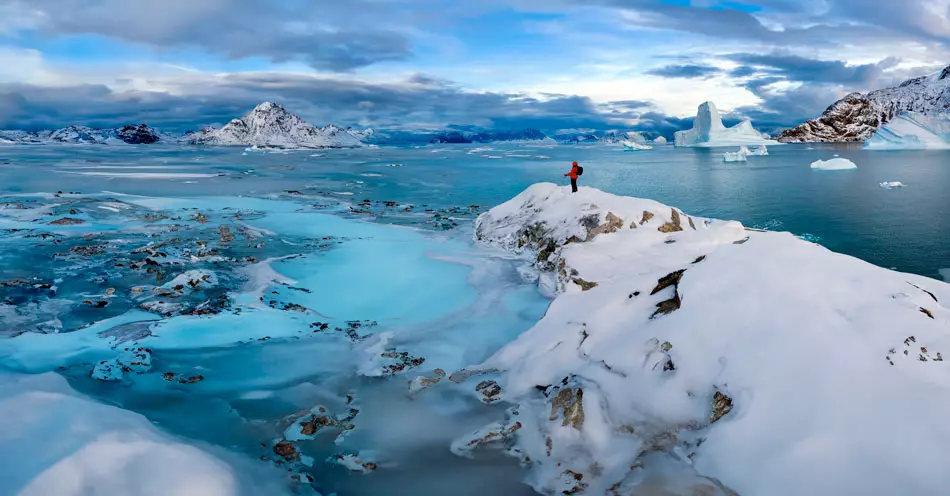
450, 183, 950, 495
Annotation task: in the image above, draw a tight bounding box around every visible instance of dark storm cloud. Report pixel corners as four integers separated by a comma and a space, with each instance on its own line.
0, 74, 693, 136
724, 54, 901, 85
644, 64, 722, 79
3, 0, 414, 71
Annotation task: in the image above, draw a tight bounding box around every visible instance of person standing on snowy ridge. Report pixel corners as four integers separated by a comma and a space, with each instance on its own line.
564, 161, 583, 193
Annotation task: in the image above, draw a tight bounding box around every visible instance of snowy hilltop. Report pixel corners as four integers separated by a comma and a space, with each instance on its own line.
453, 183, 950, 495
183, 102, 365, 149
0, 124, 167, 145
674, 101, 778, 147
865, 112, 950, 150
778, 64, 950, 143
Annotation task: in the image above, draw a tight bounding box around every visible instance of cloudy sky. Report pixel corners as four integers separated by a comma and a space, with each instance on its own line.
0, 0, 948, 136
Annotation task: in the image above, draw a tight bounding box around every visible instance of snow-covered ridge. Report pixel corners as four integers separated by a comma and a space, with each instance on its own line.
0, 124, 168, 145
456, 183, 950, 495
183, 102, 365, 149
778, 64, 950, 143
674, 101, 779, 147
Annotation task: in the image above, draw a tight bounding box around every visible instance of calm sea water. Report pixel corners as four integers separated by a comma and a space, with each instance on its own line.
1, 142, 947, 278
1, 141, 948, 495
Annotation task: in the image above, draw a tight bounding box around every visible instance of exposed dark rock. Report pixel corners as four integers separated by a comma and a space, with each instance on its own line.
920, 307, 935, 319
115, 124, 162, 144
49, 217, 84, 225
657, 209, 683, 233
476, 380, 503, 404
710, 391, 733, 424
273, 441, 299, 461
573, 278, 598, 291
651, 270, 685, 295
550, 387, 585, 429
587, 212, 624, 240
640, 211, 655, 225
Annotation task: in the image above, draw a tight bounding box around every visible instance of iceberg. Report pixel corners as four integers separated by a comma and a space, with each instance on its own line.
674, 101, 780, 147
722, 145, 768, 162
811, 157, 858, 170
460, 183, 950, 496
622, 140, 653, 151
880, 181, 905, 189
865, 113, 950, 150
654, 136, 668, 145
722, 150, 747, 162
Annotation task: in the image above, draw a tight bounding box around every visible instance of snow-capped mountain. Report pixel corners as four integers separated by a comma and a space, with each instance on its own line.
674, 101, 778, 147
184, 102, 365, 149
778, 64, 950, 143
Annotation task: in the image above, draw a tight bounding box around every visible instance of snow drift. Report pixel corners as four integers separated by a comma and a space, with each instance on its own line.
0, 371, 284, 495
674, 102, 779, 147
453, 183, 950, 496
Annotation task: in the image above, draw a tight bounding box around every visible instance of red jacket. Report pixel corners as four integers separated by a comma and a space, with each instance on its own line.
564, 165, 578, 179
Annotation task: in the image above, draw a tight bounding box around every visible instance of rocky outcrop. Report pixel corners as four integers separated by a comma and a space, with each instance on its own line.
464, 183, 950, 495
778, 64, 950, 142
777, 93, 885, 142
115, 124, 163, 144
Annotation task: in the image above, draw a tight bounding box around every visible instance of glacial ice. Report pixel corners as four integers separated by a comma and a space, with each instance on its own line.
722, 151, 747, 162
810, 157, 858, 170
723, 144, 769, 162
674, 101, 780, 147
463, 183, 950, 496
880, 181, 905, 189
865, 112, 950, 150
0, 371, 286, 495
654, 136, 668, 145
622, 140, 652, 151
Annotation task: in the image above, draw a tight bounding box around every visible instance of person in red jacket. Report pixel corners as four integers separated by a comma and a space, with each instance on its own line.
564, 161, 580, 193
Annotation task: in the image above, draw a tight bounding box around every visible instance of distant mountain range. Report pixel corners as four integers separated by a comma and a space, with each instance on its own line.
1, 100, 675, 148
0, 124, 170, 145
778, 64, 950, 143
0, 102, 371, 149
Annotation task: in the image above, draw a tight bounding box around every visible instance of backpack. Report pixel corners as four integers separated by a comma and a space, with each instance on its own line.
576, 166, 584, 176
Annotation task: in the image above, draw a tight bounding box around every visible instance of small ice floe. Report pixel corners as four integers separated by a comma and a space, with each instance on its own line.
622, 140, 652, 151
482, 155, 504, 159
722, 150, 748, 162
810, 157, 857, 170
880, 181, 905, 189
332, 191, 354, 196
386, 163, 404, 167
747, 145, 769, 155
360, 173, 384, 178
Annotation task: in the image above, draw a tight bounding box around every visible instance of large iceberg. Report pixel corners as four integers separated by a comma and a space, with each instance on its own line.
675, 101, 779, 147
865, 113, 950, 150
456, 183, 950, 496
